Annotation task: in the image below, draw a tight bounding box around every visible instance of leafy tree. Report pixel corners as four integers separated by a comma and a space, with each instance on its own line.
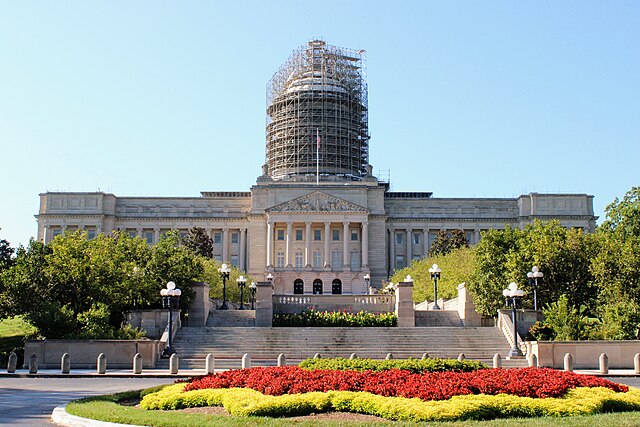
428, 229, 469, 257
600, 186, 640, 239
0, 238, 14, 271
182, 227, 214, 258
199, 257, 256, 306
538, 295, 595, 341
391, 247, 475, 303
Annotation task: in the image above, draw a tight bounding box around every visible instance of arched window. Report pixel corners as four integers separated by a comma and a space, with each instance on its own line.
332, 279, 342, 295
294, 279, 304, 294
313, 279, 323, 294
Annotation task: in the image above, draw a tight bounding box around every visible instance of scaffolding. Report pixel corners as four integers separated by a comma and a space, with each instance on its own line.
266, 40, 369, 181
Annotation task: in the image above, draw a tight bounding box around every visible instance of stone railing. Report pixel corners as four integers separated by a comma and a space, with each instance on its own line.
273, 294, 395, 315
497, 309, 527, 355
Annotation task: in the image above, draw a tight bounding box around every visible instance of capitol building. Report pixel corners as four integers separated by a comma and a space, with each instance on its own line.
35, 40, 596, 295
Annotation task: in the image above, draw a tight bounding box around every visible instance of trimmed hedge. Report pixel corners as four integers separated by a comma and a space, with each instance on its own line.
273, 309, 397, 327
140, 383, 640, 421
298, 356, 486, 372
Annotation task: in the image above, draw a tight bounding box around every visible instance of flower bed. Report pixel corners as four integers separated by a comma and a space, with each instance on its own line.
272, 309, 397, 327
183, 366, 626, 400
298, 356, 486, 372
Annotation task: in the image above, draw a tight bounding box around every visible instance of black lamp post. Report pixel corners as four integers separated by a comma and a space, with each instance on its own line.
160, 281, 181, 358
250, 282, 257, 310
237, 275, 246, 310
364, 273, 371, 294
503, 282, 524, 357
527, 266, 544, 311
429, 263, 442, 310
218, 263, 231, 310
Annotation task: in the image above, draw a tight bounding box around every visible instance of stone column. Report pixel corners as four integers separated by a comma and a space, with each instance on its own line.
324, 222, 331, 267
255, 281, 274, 327
388, 228, 396, 273
42, 226, 48, 244
474, 228, 480, 245
239, 228, 246, 271
137, 227, 143, 238
343, 222, 350, 269
222, 228, 229, 263
406, 228, 413, 263
266, 221, 273, 267
285, 222, 293, 267
154, 228, 160, 244
423, 228, 429, 256
361, 221, 369, 268
305, 222, 312, 267
395, 281, 415, 327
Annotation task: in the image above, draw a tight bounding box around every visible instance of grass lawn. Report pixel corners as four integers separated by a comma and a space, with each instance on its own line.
0, 316, 37, 366
67, 389, 640, 427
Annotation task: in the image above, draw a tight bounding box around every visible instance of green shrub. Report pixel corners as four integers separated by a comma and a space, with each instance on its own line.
273, 309, 397, 327
298, 357, 486, 373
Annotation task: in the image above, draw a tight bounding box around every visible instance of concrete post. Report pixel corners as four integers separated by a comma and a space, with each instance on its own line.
527, 353, 538, 368
169, 354, 179, 374
635, 353, 640, 375
421, 353, 429, 360
385, 353, 394, 360
7, 352, 17, 373
564, 353, 573, 372
457, 353, 465, 361
395, 281, 415, 327
133, 353, 142, 374
349, 353, 358, 360
206, 354, 215, 374
599, 353, 609, 375
61, 353, 70, 374
493, 353, 502, 369
97, 353, 106, 374
28, 354, 38, 374
189, 282, 211, 326
255, 281, 274, 327
457, 283, 481, 327
241, 353, 251, 369
277, 353, 286, 367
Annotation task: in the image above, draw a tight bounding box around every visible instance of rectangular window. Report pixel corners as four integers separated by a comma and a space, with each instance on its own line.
214, 232, 222, 244
276, 252, 285, 268
314, 229, 322, 241
295, 229, 303, 241
230, 255, 239, 267
144, 231, 154, 244
231, 232, 239, 244
277, 229, 285, 241
295, 251, 303, 268
52, 228, 62, 238
396, 232, 404, 245
128, 230, 137, 238
214, 254, 222, 262
350, 251, 360, 270
313, 250, 322, 268
465, 231, 473, 244
351, 230, 358, 241
179, 230, 188, 239
86, 228, 96, 239
331, 250, 342, 267
413, 232, 420, 245
395, 255, 405, 270
332, 229, 340, 241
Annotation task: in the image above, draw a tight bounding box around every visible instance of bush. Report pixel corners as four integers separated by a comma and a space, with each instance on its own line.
298, 356, 486, 373
273, 309, 397, 327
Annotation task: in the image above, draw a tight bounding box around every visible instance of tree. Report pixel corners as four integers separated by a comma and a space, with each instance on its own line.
199, 257, 256, 306
0, 238, 14, 271
182, 227, 214, 258
600, 186, 640, 240
428, 229, 469, 257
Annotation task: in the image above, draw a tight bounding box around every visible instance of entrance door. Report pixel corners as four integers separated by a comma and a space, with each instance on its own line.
332, 279, 342, 294
294, 279, 304, 294
313, 279, 323, 294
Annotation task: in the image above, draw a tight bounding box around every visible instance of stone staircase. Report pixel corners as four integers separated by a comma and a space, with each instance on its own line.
206, 309, 256, 327
415, 310, 464, 327
157, 324, 527, 369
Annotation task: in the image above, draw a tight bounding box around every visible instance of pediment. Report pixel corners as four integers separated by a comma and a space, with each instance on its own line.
268, 192, 368, 213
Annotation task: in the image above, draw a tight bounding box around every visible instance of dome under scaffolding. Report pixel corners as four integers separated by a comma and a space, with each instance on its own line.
266, 40, 370, 182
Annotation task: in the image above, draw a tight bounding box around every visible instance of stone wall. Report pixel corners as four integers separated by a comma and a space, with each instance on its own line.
531, 341, 640, 369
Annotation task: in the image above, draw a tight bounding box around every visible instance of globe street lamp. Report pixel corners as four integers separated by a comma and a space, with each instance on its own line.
503, 282, 524, 357
250, 281, 257, 310
364, 273, 371, 294
237, 275, 247, 310
217, 263, 231, 310
527, 266, 544, 311
429, 263, 442, 310
266, 272, 274, 284
160, 281, 181, 358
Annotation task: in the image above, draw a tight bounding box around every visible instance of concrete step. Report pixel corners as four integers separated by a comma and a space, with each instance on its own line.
206, 310, 256, 327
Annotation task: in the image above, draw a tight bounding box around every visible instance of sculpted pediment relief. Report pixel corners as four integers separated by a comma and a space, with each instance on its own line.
268, 192, 367, 213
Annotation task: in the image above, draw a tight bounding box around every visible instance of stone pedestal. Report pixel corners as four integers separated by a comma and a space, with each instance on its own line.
255, 281, 274, 327
395, 281, 415, 327
457, 283, 482, 327
189, 282, 211, 326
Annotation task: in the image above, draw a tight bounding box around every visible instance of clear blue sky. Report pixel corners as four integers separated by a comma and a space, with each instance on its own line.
1, 1, 638, 247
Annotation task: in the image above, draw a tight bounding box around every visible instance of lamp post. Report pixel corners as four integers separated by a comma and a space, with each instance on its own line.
250, 281, 257, 310
503, 282, 524, 357
160, 281, 181, 358
217, 263, 231, 310
364, 273, 371, 294
429, 263, 442, 310
237, 275, 247, 310
527, 266, 544, 311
